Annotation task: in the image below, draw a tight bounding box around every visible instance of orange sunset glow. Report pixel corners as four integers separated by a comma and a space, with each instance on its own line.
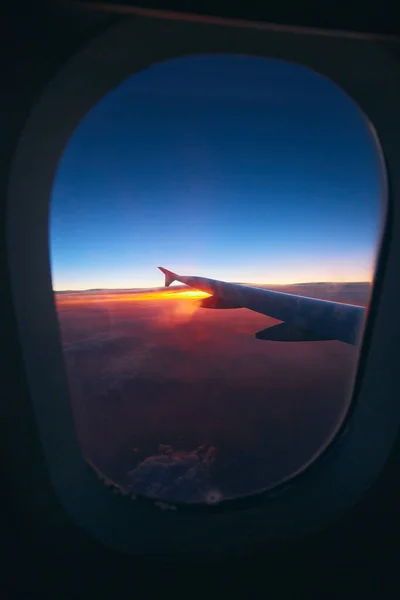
56, 288, 211, 308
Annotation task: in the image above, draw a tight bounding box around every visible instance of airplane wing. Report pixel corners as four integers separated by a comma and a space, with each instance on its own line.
158, 267, 366, 346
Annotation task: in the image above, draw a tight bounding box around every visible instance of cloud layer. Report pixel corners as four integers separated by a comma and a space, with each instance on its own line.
58, 286, 363, 502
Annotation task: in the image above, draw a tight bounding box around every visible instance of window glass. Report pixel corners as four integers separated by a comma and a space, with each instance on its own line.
50, 55, 383, 504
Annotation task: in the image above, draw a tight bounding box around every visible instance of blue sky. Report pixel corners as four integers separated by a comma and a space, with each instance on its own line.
50, 54, 384, 290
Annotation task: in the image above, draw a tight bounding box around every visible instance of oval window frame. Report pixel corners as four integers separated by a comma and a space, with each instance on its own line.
6, 13, 400, 556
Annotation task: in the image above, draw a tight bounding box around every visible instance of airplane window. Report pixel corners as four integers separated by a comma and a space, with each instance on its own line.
50, 54, 384, 505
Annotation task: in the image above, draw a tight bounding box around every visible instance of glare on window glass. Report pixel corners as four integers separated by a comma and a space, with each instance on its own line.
50, 55, 384, 504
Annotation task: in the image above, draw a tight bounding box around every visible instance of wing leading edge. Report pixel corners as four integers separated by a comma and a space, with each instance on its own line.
158, 267, 366, 346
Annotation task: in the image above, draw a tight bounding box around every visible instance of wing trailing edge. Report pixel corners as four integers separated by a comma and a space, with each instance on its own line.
255, 322, 335, 342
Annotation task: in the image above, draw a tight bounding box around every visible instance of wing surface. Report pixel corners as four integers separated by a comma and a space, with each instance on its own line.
158, 267, 366, 345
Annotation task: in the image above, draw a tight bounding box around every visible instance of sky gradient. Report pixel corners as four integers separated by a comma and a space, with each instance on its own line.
50, 54, 384, 291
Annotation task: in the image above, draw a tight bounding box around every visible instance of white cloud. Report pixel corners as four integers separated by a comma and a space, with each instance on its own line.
125, 444, 222, 504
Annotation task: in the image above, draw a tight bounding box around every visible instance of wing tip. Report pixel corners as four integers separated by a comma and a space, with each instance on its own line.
158, 266, 177, 287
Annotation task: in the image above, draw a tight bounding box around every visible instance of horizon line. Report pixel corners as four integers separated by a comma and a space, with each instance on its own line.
53, 280, 372, 293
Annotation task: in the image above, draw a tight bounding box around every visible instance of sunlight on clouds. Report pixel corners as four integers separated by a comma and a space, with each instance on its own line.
55, 288, 211, 308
